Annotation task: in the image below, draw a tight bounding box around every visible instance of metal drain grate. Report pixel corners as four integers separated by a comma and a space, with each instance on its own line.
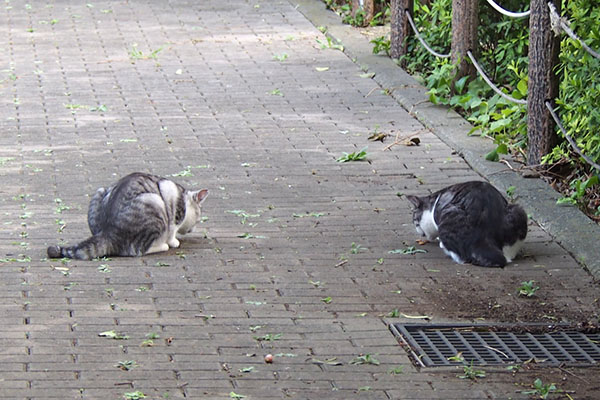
390, 323, 600, 367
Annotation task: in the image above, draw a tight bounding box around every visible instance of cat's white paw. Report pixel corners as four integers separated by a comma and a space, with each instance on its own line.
146, 242, 169, 254
168, 237, 180, 248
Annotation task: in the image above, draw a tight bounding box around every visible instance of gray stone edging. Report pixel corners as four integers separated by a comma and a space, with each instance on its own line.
292, 0, 600, 278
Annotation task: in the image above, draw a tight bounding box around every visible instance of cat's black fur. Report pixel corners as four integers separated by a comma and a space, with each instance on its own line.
406, 181, 527, 267
47, 172, 208, 260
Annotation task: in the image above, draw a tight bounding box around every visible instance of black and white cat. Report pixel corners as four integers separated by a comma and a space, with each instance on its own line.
47, 172, 209, 260
406, 181, 527, 267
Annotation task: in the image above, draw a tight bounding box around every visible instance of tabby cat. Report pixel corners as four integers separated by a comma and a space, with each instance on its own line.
406, 181, 527, 267
47, 172, 209, 260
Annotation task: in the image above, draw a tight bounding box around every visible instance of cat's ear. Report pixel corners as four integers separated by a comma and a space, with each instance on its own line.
405, 195, 422, 209
192, 189, 209, 204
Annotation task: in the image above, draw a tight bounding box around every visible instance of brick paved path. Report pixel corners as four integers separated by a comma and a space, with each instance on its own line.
1, 1, 598, 399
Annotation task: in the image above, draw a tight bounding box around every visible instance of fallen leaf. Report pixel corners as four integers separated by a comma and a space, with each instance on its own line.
315, 66, 329, 72
404, 137, 420, 146
389, 247, 427, 255
98, 330, 129, 340
311, 357, 343, 366
368, 132, 388, 142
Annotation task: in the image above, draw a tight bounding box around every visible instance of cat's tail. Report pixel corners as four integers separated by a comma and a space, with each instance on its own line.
47, 234, 111, 260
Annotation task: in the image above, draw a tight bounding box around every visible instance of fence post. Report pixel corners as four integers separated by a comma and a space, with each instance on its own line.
451, 0, 478, 83
390, 0, 413, 61
527, 0, 561, 165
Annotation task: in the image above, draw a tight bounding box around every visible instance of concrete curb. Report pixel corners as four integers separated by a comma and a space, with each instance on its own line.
292, 0, 600, 278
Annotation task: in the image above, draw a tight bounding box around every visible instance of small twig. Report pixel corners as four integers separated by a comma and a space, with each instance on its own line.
499, 159, 515, 171
488, 158, 519, 175
383, 131, 401, 151
487, 168, 517, 176
365, 87, 379, 98
365, 86, 401, 98
408, 99, 429, 116
483, 345, 509, 359
558, 366, 591, 384
335, 260, 348, 268
113, 382, 134, 387
383, 130, 425, 151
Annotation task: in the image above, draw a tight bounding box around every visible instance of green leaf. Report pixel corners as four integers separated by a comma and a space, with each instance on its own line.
124, 392, 146, 400
350, 354, 380, 365
89, 104, 107, 112
556, 196, 577, 206
272, 53, 288, 62
336, 147, 368, 162
517, 79, 528, 96
115, 360, 138, 371
98, 330, 129, 340
253, 333, 282, 341
485, 148, 499, 162
388, 247, 427, 255
454, 76, 469, 94
311, 357, 343, 365
154, 261, 170, 267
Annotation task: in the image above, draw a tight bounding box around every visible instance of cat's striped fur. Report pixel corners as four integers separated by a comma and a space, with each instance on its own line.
47, 172, 208, 260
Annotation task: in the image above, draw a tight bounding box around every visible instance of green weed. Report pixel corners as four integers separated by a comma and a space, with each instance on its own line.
518, 280, 540, 297
458, 361, 486, 380
128, 43, 163, 61
388, 246, 427, 255
371, 36, 391, 56
336, 147, 368, 162
123, 392, 146, 400
350, 354, 380, 365
115, 360, 138, 371
523, 378, 557, 399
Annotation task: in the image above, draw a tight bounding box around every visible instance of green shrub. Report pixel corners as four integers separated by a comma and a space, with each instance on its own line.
545, 0, 600, 169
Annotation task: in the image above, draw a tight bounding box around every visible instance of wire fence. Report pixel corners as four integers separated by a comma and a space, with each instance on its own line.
485, 0, 530, 18
406, 0, 599, 169
466, 50, 527, 105
404, 10, 450, 58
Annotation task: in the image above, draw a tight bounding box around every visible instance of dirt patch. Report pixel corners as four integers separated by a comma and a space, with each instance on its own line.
428, 275, 599, 325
